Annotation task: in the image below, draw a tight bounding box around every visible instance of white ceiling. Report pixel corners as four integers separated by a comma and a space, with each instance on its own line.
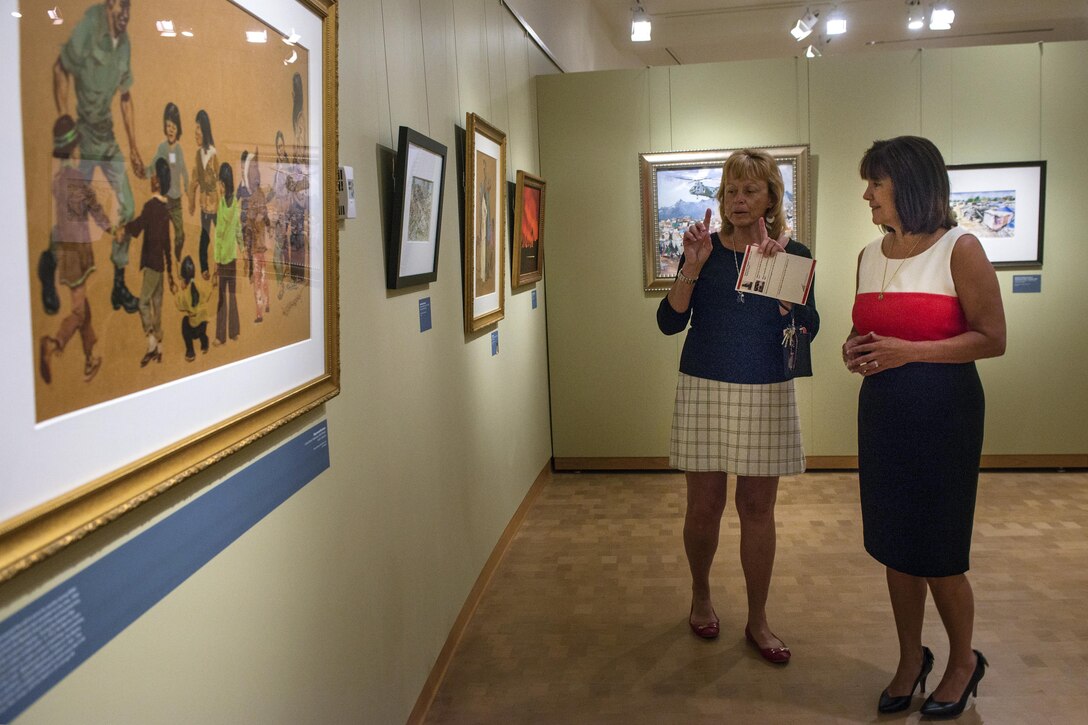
590, 0, 1088, 67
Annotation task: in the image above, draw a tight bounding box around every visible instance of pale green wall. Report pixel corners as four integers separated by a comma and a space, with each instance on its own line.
1, 1, 554, 723
540, 42, 1088, 459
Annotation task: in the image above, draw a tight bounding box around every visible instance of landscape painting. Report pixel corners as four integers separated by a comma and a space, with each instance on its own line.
948, 161, 1045, 268
640, 146, 809, 291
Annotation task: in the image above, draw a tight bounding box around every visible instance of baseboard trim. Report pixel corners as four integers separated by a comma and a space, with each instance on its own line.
406, 461, 553, 724
553, 455, 1087, 471
978, 454, 1088, 468
553, 457, 673, 471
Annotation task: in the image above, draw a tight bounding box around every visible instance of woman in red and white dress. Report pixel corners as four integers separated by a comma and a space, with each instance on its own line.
844, 136, 1006, 719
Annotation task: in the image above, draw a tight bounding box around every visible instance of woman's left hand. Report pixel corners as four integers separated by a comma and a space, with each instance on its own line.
844, 332, 911, 375
756, 217, 788, 257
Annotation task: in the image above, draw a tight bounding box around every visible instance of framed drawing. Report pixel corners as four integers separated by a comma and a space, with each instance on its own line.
948, 161, 1045, 268
1, 0, 340, 582
638, 145, 810, 292
511, 170, 546, 289
463, 113, 506, 333
387, 126, 447, 289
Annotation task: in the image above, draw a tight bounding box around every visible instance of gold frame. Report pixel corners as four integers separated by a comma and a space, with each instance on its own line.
463, 113, 507, 333
0, 0, 340, 583
639, 145, 811, 292
511, 170, 546, 289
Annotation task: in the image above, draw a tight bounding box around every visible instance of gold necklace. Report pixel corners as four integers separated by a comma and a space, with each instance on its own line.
725, 236, 749, 303
879, 233, 925, 300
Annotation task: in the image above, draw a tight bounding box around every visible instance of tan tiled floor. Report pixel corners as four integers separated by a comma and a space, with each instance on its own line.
425, 471, 1088, 724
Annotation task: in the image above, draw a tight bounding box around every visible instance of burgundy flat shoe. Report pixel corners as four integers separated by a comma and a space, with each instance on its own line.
745, 625, 791, 664
689, 607, 720, 640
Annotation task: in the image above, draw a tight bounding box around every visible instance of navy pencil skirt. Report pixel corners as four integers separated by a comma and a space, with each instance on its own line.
858, 362, 985, 577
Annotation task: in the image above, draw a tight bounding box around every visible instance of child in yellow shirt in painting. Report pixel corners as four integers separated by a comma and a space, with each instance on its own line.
213, 162, 243, 345
175, 255, 211, 362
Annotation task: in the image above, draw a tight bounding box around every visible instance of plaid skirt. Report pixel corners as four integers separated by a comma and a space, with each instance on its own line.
670, 373, 805, 476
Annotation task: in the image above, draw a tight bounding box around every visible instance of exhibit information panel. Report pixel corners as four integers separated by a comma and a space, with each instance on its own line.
0, 420, 331, 723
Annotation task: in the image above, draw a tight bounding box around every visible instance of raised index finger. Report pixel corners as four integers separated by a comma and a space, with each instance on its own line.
703, 208, 712, 228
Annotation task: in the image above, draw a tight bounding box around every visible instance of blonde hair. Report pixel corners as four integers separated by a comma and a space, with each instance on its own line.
715, 149, 788, 240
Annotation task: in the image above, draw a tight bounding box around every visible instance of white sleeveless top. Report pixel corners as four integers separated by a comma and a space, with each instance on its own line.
852, 227, 970, 342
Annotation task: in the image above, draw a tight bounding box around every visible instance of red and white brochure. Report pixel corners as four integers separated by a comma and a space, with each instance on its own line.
735, 245, 816, 305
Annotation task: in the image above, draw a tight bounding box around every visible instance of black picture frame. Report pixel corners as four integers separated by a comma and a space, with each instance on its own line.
947, 161, 1046, 268
387, 126, 448, 289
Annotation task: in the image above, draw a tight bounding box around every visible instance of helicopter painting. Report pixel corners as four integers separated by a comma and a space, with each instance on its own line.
640, 146, 810, 291
687, 179, 719, 199
652, 166, 726, 278
652, 162, 798, 279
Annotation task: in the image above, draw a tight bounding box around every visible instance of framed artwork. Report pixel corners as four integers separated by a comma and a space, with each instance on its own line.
463, 113, 506, 333
387, 126, 447, 289
1, 0, 340, 582
511, 170, 546, 289
948, 161, 1045, 268
638, 145, 810, 292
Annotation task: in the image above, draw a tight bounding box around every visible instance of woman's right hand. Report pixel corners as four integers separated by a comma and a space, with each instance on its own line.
682, 208, 714, 274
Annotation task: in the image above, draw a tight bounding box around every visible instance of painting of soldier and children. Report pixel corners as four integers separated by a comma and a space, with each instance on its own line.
23, 0, 313, 422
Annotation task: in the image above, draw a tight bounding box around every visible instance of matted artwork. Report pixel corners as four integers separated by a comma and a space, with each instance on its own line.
462, 112, 506, 333
948, 161, 1045, 268
511, 170, 545, 289
638, 145, 810, 292
387, 126, 447, 289
1, 0, 340, 582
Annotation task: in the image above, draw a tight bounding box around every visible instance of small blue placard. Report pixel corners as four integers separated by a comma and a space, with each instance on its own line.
491, 330, 499, 356
531, 289, 537, 309
1012, 275, 1041, 293
419, 297, 432, 332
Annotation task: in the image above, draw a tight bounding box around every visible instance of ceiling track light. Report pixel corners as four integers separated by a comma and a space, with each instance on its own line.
825, 7, 847, 36
930, 4, 955, 30
805, 44, 822, 58
906, 0, 925, 30
790, 9, 819, 41
631, 1, 651, 42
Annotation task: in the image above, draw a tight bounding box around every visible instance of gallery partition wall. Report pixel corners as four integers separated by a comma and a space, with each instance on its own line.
539, 42, 1088, 470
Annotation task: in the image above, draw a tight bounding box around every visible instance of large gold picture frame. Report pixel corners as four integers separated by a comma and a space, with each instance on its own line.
463, 113, 506, 333
0, 0, 340, 582
639, 145, 810, 292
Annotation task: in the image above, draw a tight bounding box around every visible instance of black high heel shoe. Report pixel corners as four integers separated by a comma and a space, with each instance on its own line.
878, 646, 934, 713
920, 649, 987, 719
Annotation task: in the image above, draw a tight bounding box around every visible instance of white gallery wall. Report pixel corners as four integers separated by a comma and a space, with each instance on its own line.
1, 1, 557, 723
540, 41, 1088, 462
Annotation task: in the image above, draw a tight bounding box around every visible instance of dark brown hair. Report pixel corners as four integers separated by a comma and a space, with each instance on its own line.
859, 136, 956, 234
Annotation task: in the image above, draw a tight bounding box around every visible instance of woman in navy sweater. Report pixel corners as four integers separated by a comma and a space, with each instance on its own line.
657, 149, 818, 663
